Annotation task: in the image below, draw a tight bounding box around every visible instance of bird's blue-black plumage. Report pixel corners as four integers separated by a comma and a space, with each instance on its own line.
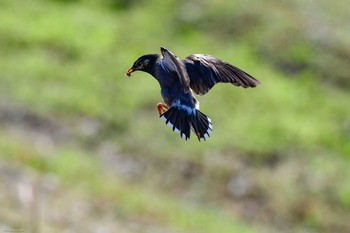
126, 47, 260, 141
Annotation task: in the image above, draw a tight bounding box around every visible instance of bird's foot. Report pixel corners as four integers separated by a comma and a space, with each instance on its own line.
157, 103, 169, 115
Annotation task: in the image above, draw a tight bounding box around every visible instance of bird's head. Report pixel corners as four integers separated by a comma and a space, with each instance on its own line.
126, 54, 159, 77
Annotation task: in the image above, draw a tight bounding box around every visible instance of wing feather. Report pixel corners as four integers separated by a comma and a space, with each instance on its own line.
160, 47, 190, 92
183, 54, 260, 95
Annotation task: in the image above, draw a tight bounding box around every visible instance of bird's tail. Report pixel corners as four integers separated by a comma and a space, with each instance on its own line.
160, 106, 212, 141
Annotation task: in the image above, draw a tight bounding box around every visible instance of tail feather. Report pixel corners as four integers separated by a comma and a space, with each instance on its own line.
160, 106, 212, 141
180, 117, 191, 140
193, 111, 212, 140
171, 114, 181, 133
163, 108, 178, 131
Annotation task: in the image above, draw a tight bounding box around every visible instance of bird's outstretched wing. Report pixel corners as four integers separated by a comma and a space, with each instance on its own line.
160, 47, 190, 92
183, 54, 260, 95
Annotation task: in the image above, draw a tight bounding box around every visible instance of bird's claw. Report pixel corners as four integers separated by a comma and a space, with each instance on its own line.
157, 103, 169, 115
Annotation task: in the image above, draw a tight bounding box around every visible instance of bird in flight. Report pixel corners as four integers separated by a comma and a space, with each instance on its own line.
126, 47, 260, 141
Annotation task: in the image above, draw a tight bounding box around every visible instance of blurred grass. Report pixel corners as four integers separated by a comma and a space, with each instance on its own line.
0, 131, 259, 233
0, 0, 350, 232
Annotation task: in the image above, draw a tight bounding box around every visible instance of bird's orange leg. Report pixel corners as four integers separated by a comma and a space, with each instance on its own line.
157, 102, 169, 115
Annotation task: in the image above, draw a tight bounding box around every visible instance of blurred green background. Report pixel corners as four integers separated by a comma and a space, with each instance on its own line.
0, 0, 350, 232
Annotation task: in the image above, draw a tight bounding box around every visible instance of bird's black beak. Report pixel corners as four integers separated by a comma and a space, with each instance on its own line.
125, 67, 134, 77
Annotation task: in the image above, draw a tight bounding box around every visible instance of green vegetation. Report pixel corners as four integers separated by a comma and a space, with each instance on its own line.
0, 0, 349, 232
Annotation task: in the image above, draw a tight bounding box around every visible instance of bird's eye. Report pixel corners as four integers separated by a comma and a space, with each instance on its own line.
144, 59, 150, 66
135, 61, 142, 68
